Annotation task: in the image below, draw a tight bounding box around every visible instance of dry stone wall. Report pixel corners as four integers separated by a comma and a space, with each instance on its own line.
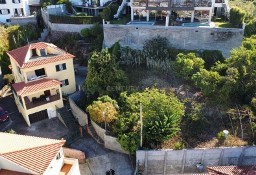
103, 24, 244, 58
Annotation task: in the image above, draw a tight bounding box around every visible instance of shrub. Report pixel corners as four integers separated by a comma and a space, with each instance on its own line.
3, 74, 14, 85
49, 15, 101, 24
80, 28, 91, 38
173, 141, 185, 150
229, 7, 246, 27
200, 50, 224, 70
86, 101, 117, 124
175, 53, 205, 80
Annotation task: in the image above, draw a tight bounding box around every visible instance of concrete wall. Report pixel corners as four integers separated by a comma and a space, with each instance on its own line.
91, 120, 105, 141
10, 16, 36, 25
136, 146, 256, 174
104, 134, 129, 154
41, 9, 93, 33
69, 92, 88, 126
91, 120, 128, 154
103, 24, 244, 58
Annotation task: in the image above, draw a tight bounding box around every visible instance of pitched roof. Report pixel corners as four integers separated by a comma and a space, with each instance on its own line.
0, 169, 32, 175
12, 78, 61, 96
208, 166, 256, 175
0, 132, 65, 174
7, 42, 75, 69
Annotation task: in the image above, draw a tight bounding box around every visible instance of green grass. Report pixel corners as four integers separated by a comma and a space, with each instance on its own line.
215, 22, 236, 28
110, 15, 131, 24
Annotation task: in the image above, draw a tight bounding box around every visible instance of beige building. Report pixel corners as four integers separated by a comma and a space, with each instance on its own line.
0, 132, 81, 175
7, 42, 76, 126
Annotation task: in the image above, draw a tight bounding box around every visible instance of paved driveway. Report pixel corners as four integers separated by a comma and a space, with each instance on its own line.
1, 93, 135, 175
0, 94, 69, 138
70, 134, 135, 175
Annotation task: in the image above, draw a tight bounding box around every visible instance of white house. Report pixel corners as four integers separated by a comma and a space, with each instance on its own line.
0, 132, 81, 175
0, 0, 31, 23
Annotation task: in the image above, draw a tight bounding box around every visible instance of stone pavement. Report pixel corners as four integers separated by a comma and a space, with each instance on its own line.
70, 134, 135, 175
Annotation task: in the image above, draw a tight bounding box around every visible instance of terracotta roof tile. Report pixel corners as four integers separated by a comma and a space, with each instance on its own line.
12, 78, 61, 96
0, 132, 65, 174
7, 42, 74, 69
0, 169, 32, 175
2, 142, 64, 174
22, 53, 74, 69
208, 166, 256, 175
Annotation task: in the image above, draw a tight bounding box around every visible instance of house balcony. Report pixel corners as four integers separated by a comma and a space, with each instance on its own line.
24, 94, 61, 110
27, 68, 47, 82
132, 0, 147, 7
59, 158, 80, 175
172, 0, 194, 8
194, 0, 212, 7
147, 0, 169, 8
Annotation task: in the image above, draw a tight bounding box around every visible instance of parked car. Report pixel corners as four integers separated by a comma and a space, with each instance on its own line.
0, 106, 9, 123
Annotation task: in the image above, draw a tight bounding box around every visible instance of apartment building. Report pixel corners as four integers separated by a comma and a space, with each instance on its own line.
0, 0, 31, 23
7, 42, 76, 126
0, 132, 81, 175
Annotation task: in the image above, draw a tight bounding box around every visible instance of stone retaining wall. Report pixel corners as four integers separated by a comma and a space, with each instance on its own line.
103, 24, 244, 58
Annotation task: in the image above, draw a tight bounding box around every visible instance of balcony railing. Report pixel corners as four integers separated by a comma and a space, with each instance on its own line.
173, 0, 194, 7
132, 0, 147, 7
27, 75, 46, 82
148, 0, 169, 7
25, 94, 61, 110
194, 0, 212, 7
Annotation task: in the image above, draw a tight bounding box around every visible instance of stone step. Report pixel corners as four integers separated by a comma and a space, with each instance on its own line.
86, 125, 104, 145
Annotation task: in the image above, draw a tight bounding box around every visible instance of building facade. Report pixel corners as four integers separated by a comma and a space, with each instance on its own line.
0, 0, 31, 23
7, 42, 76, 126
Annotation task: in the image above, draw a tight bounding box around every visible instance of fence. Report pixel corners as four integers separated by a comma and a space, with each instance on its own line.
136, 146, 256, 174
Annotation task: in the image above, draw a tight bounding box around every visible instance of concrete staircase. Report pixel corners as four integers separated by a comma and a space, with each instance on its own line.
87, 124, 104, 145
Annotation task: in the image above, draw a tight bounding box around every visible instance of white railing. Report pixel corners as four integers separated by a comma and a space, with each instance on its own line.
114, 0, 127, 18
27, 75, 46, 81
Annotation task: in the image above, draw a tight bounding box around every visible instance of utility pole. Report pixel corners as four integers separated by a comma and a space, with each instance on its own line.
140, 103, 143, 148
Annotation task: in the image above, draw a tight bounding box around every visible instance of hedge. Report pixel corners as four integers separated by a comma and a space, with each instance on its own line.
49, 15, 102, 24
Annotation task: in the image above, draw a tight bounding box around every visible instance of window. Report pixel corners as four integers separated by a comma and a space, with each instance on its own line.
40, 49, 46, 56
56, 152, 62, 160
35, 68, 45, 77
6, 19, 10, 22
60, 79, 69, 87
32, 49, 37, 56
0, 0, 6, 4
12, 0, 20, 3
0, 9, 10, 15
56, 63, 66, 72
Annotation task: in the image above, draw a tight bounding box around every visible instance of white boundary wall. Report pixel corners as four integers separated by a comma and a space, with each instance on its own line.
136, 146, 256, 174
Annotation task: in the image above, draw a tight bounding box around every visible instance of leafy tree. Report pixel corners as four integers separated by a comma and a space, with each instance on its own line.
175, 53, 205, 80
115, 88, 184, 151
82, 49, 127, 98
230, 7, 246, 27
86, 96, 118, 124
100, 6, 111, 21
192, 69, 222, 96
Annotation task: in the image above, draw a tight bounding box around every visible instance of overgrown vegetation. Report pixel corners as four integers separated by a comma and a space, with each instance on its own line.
81, 35, 256, 152
0, 24, 41, 74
